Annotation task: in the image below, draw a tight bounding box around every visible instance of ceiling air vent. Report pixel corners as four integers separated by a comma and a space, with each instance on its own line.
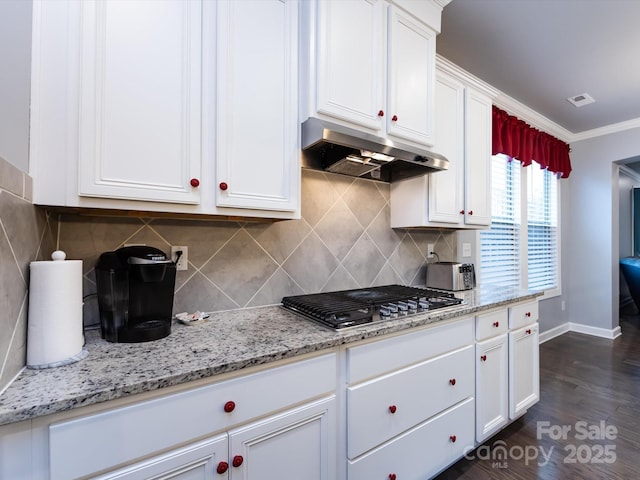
567, 93, 595, 107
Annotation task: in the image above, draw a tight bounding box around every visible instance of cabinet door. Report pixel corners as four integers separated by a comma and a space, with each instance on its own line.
509, 323, 540, 419
77, 0, 202, 204
428, 70, 465, 224
387, 6, 436, 146
315, 0, 385, 130
95, 435, 227, 480
228, 397, 336, 480
463, 87, 492, 226
476, 334, 509, 442
215, 0, 299, 212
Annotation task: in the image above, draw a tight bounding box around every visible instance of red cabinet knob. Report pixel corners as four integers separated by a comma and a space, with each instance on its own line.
224, 401, 236, 413
493, 321, 500, 327
525, 311, 531, 317
190, 178, 200, 187
389, 405, 397, 414
378, 110, 384, 117
450, 435, 457, 443
459, 210, 465, 215
232, 455, 244, 468
468, 210, 474, 215
526, 329, 532, 335
219, 182, 228, 191
391, 114, 398, 122
216, 462, 229, 474
481, 355, 487, 362
389, 474, 397, 480
449, 378, 456, 386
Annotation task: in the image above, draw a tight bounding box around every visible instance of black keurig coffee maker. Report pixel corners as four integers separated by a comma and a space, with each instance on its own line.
95, 246, 176, 343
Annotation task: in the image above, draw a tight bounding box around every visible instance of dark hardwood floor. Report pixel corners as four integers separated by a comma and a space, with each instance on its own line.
435, 314, 640, 480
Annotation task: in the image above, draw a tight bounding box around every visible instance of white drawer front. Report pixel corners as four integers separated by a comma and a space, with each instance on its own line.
476, 309, 508, 340
348, 397, 475, 480
347, 317, 474, 384
347, 345, 474, 459
50, 353, 336, 480
509, 300, 539, 329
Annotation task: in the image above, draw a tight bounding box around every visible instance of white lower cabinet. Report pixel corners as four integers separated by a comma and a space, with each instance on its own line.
474, 301, 540, 441
48, 354, 337, 480
345, 318, 476, 479
476, 334, 509, 442
348, 398, 475, 480
93, 435, 228, 480
509, 323, 540, 419
1, 300, 542, 480
98, 397, 336, 480
508, 300, 540, 419
228, 398, 335, 480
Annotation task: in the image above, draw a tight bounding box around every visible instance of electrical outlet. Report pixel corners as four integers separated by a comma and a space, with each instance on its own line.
427, 244, 435, 258
171, 246, 189, 271
462, 243, 472, 258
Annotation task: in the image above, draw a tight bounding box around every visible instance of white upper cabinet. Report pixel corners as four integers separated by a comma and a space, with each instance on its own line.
386, 6, 436, 146
314, 0, 385, 130
29, 0, 300, 219
463, 86, 493, 226
77, 0, 203, 205
390, 58, 495, 228
215, 0, 299, 213
302, 0, 443, 148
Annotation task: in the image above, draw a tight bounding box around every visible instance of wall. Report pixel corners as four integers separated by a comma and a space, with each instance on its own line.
0, 157, 57, 393
0, 0, 39, 394
567, 126, 640, 332
57, 170, 457, 329
0, 0, 32, 172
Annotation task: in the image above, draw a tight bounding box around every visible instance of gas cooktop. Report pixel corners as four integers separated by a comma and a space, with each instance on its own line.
281, 285, 465, 330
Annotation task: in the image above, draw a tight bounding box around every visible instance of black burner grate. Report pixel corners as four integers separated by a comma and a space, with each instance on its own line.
282, 285, 463, 329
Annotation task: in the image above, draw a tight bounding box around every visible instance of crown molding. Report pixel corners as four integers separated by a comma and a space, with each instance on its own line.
436, 56, 640, 145
492, 92, 574, 143
435, 55, 499, 99
571, 117, 640, 142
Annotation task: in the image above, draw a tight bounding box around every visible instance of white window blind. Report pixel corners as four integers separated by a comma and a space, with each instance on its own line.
480, 154, 560, 292
527, 165, 558, 290
480, 154, 521, 287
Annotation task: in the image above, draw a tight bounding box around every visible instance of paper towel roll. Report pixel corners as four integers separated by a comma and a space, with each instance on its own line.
27, 251, 86, 369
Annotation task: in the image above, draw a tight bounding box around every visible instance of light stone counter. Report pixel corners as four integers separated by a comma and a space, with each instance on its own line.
0, 286, 541, 426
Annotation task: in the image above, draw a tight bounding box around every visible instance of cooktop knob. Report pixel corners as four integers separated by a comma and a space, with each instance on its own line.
397, 301, 409, 314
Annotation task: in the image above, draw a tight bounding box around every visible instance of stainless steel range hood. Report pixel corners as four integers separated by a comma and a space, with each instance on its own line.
301, 117, 448, 182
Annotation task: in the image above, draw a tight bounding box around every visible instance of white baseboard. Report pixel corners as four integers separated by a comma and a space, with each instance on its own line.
539, 323, 570, 343
539, 322, 622, 343
569, 322, 622, 339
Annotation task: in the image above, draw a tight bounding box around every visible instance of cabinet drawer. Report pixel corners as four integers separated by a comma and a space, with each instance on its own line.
348, 397, 475, 480
347, 317, 473, 384
509, 300, 539, 329
50, 353, 336, 480
347, 345, 474, 459
476, 309, 508, 340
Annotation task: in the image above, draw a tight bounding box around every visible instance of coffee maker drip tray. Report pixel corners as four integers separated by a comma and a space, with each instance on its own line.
116, 319, 172, 343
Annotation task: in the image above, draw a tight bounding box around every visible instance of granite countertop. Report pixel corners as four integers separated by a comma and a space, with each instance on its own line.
0, 286, 542, 426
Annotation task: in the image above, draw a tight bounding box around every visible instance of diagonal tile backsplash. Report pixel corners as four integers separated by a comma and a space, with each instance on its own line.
57, 169, 457, 329
0, 156, 57, 394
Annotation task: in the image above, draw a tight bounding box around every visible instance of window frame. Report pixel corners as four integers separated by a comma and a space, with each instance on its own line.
478, 155, 562, 300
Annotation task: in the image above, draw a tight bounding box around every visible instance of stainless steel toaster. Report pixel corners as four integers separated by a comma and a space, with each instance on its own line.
426, 262, 476, 291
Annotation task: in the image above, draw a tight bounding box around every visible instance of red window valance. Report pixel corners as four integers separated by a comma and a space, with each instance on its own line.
492, 106, 572, 178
